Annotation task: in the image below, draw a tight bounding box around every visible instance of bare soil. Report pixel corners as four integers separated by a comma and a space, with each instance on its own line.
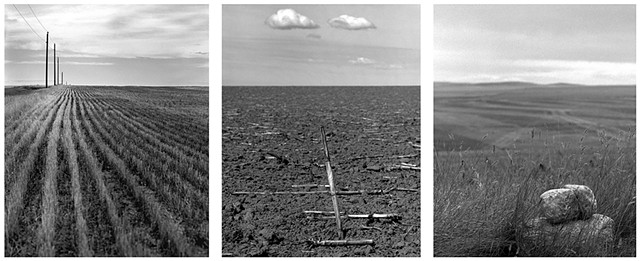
222, 86, 421, 257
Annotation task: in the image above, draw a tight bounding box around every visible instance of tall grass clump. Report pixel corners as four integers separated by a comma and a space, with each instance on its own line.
434, 129, 635, 257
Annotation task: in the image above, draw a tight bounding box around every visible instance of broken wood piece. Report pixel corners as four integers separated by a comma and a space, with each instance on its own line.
395, 187, 419, 192
232, 188, 418, 196
400, 162, 418, 167
307, 213, 401, 220
232, 191, 332, 195
304, 210, 344, 215
292, 184, 330, 188
306, 239, 374, 246
389, 165, 421, 171
291, 184, 349, 190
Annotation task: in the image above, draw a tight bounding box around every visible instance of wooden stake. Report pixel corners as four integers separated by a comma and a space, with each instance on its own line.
306, 239, 374, 246
307, 213, 401, 220
303, 210, 345, 215
231, 187, 418, 196
321, 126, 343, 239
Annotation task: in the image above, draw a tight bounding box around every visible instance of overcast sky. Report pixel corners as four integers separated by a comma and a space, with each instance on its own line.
5, 4, 208, 86
222, 5, 420, 86
435, 5, 635, 85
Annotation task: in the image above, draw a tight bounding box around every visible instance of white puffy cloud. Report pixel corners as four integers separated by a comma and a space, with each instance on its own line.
265, 9, 319, 30
328, 15, 376, 30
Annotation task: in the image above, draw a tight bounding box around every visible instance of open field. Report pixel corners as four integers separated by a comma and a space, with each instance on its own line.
222, 86, 420, 257
5, 85, 208, 257
434, 82, 635, 256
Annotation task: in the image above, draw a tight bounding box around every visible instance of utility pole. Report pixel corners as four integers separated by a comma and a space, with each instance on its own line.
57, 57, 60, 85
45, 32, 49, 88
53, 43, 56, 86
62, 72, 64, 86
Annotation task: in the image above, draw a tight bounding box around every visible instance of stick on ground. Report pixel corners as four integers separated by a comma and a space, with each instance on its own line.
321, 126, 343, 239
306, 239, 374, 246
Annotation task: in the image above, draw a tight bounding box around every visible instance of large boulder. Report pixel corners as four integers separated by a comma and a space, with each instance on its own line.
521, 214, 614, 255
540, 184, 596, 224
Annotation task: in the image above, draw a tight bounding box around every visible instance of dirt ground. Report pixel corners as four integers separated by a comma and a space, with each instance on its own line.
222, 86, 420, 257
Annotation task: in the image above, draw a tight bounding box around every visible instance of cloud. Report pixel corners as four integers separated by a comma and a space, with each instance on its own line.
328, 15, 376, 30
265, 9, 319, 30
6, 5, 208, 59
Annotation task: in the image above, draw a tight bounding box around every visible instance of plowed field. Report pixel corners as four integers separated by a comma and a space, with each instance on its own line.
5, 85, 208, 257
222, 86, 420, 257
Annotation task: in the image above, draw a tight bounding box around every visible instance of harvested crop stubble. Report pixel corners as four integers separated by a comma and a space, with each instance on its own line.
5, 85, 208, 257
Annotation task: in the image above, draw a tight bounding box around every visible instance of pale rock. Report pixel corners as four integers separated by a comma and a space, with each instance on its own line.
521, 214, 614, 254
540, 185, 596, 224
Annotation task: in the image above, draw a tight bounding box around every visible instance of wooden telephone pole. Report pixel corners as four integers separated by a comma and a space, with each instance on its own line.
62, 72, 64, 86
45, 32, 49, 88
57, 57, 60, 85
53, 43, 56, 86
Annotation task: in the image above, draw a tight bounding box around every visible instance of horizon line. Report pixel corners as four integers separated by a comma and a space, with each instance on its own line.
434, 80, 636, 86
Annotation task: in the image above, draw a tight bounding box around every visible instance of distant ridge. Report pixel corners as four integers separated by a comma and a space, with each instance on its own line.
435, 81, 634, 87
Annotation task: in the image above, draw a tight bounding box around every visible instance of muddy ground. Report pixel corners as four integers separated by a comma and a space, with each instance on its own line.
222, 86, 420, 257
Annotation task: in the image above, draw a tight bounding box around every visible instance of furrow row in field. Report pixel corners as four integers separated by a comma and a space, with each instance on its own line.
69, 90, 141, 256
5, 87, 65, 129
5, 89, 63, 145
80, 97, 207, 241
88, 92, 208, 157
88, 97, 208, 179
61, 94, 92, 256
83, 99, 208, 212
82, 98, 208, 218
85, 88, 207, 148
74, 87, 207, 168
5, 89, 67, 178
76, 94, 198, 256
97, 87, 208, 134
72, 90, 167, 256
36, 88, 69, 256
5, 89, 68, 238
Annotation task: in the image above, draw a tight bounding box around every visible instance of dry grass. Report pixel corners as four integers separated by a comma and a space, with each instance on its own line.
434, 129, 636, 257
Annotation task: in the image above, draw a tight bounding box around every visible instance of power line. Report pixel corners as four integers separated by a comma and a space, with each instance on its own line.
12, 4, 45, 43
27, 4, 48, 32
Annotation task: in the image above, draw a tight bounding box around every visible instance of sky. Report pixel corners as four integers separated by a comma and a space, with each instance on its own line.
435, 5, 636, 85
5, 4, 208, 86
222, 5, 420, 86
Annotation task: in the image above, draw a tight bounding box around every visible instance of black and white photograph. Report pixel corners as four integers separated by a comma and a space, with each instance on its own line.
222, 4, 420, 257
434, 5, 635, 257
5, 4, 209, 256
